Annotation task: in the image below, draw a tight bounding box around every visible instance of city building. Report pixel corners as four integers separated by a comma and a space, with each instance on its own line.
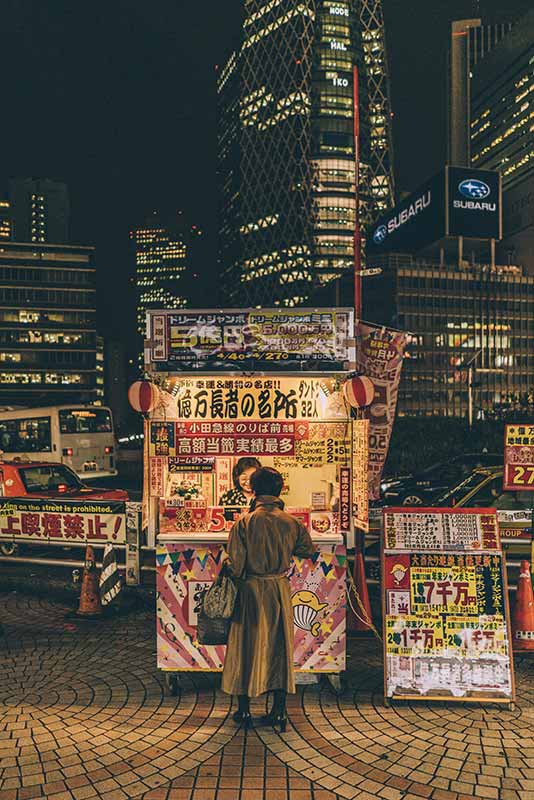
0, 241, 98, 406
312, 250, 534, 419
8, 178, 70, 244
131, 211, 189, 337
218, 0, 395, 307
470, 9, 534, 273
364, 253, 534, 418
0, 198, 11, 240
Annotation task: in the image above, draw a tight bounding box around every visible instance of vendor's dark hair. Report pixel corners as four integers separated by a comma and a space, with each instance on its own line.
232, 457, 262, 491
250, 467, 284, 497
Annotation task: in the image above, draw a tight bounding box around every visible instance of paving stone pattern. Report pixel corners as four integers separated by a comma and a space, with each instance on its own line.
1, 593, 534, 800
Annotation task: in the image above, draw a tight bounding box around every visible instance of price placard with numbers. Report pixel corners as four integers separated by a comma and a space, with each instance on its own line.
382, 507, 515, 705
504, 423, 534, 491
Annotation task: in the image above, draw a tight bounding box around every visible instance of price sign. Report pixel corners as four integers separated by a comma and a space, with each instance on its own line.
504, 424, 534, 491
382, 507, 515, 705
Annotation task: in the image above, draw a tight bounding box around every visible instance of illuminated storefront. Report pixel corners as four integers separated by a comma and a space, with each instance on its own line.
0, 242, 98, 405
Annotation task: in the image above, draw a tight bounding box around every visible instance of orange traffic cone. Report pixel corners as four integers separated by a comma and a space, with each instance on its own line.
77, 544, 103, 618
347, 531, 373, 634
512, 560, 534, 651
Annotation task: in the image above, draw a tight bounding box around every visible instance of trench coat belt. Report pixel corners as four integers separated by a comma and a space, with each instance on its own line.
247, 573, 287, 580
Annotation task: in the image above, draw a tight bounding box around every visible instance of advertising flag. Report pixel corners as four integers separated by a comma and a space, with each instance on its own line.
355, 323, 406, 500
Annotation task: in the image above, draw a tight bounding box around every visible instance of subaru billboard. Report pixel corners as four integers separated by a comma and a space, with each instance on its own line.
367, 170, 445, 254
368, 166, 501, 254
447, 166, 501, 240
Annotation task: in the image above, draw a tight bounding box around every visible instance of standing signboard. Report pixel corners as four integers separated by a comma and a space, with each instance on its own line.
504, 423, 534, 491
382, 507, 515, 704
0, 498, 126, 544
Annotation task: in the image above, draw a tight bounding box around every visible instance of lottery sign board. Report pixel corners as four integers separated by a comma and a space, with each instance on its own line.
145, 308, 355, 373
382, 507, 515, 704
504, 423, 534, 491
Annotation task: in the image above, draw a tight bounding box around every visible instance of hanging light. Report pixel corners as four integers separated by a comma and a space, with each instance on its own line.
128, 380, 161, 414
342, 375, 375, 408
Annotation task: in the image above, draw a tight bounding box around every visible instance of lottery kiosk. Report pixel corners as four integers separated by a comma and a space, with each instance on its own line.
144, 308, 368, 692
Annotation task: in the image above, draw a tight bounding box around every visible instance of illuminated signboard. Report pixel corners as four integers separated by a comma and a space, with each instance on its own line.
145, 308, 355, 373
448, 166, 501, 240
367, 170, 445, 253
368, 166, 501, 254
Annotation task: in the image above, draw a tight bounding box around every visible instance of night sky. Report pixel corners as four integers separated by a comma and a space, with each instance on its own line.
2, 0, 532, 350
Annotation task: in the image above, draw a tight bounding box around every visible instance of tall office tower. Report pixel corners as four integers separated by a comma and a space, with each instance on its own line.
8, 178, 70, 243
471, 10, 534, 190
131, 211, 189, 337
470, 10, 534, 272
468, 23, 513, 69
0, 198, 11, 240
218, 0, 395, 307
0, 242, 98, 406
217, 51, 241, 284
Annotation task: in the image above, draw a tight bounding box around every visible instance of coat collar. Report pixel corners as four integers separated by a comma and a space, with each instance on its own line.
251, 495, 285, 511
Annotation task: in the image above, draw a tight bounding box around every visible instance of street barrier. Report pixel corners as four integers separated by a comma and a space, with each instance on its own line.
512, 559, 534, 651
0, 499, 145, 583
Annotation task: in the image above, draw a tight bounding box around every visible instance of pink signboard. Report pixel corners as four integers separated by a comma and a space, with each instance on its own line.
156, 540, 346, 673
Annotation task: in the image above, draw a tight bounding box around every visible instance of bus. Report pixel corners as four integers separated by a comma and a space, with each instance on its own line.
0, 405, 117, 479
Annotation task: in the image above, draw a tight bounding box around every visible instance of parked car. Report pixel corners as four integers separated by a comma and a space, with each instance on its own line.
0, 459, 129, 556
433, 466, 532, 514
0, 458, 128, 500
381, 452, 502, 506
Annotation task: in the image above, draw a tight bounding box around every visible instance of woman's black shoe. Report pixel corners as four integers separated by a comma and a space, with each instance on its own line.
260, 712, 287, 733
232, 710, 253, 728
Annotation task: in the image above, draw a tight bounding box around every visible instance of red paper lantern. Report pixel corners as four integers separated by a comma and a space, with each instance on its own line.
342, 375, 375, 408
128, 380, 160, 414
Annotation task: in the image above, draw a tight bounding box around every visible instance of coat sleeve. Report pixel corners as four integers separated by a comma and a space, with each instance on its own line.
225, 518, 247, 579
293, 521, 316, 559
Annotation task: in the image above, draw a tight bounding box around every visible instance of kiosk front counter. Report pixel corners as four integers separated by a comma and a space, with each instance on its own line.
156, 527, 346, 693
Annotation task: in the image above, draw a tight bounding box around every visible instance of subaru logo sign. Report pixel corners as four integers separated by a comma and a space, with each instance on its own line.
458, 179, 491, 199
373, 224, 387, 245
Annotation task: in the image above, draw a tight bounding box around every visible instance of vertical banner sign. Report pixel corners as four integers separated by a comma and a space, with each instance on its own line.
148, 313, 169, 362
504, 423, 534, 491
382, 507, 515, 704
355, 323, 406, 500
339, 467, 351, 533
150, 457, 167, 497
352, 419, 369, 532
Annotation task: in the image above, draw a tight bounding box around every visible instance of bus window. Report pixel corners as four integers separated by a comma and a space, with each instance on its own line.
59, 409, 112, 434
0, 418, 52, 453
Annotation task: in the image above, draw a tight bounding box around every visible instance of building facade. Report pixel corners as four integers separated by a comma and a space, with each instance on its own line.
0, 242, 98, 406
131, 212, 189, 337
0, 198, 11, 240
470, 10, 534, 273
363, 253, 534, 418
8, 178, 70, 244
471, 10, 534, 190
218, 0, 394, 307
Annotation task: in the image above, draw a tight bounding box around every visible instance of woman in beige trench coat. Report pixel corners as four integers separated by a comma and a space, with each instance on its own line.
221, 467, 316, 730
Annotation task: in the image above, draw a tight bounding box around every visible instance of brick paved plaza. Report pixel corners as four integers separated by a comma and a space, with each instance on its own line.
1, 592, 534, 800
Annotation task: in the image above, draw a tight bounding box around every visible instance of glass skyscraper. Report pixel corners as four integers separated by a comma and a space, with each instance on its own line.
218, 0, 394, 307
131, 212, 189, 337
471, 10, 534, 191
